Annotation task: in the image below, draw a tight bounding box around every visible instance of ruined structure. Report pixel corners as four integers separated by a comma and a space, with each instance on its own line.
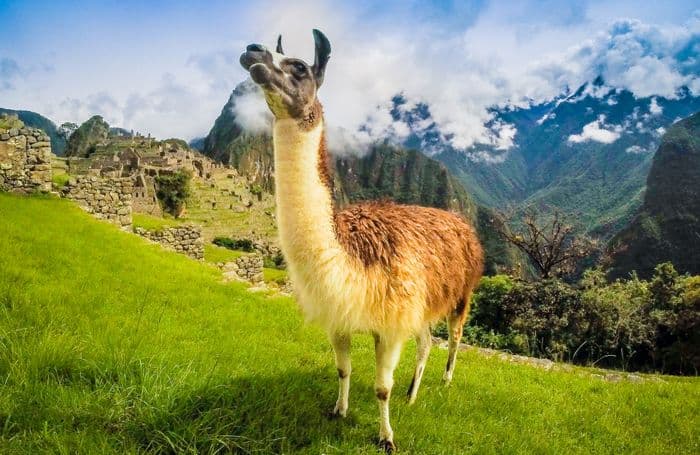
61, 176, 133, 229
66, 138, 224, 216
134, 225, 204, 260
220, 253, 264, 284
0, 115, 52, 193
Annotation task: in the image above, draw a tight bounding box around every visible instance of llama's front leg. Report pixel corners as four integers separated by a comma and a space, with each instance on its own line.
330, 332, 351, 418
374, 334, 403, 454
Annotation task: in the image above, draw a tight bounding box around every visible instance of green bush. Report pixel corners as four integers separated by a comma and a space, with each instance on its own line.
212, 236, 254, 252
155, 170, 192, 217
457, 263, 700, 374
469, 275, 514, 333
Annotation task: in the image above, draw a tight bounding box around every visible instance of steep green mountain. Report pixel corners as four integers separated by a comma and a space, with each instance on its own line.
65, 115, 111, 157
0, 107, 67, 155
188, 136, 206, 151
202, 81, 276, 192
202, 83, 518, 273
607, 112, 700, 279
429, 82, 700, 237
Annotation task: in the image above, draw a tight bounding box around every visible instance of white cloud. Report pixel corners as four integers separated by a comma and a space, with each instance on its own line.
536, 112, 556, 124
568, 115, 622, 144
227, 81, 273, 134
1, 0, 698, 157
626, 145, 648, 153
536, 16, 700, 100
649, 97, 663, 115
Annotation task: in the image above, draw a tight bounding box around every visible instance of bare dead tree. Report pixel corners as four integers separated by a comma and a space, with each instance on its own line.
494, 208, 597, 279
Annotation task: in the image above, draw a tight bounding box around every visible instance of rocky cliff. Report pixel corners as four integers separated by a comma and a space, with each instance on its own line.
607, 111, 700, 279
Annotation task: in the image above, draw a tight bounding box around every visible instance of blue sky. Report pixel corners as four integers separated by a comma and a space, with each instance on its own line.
1, 0, 698, 146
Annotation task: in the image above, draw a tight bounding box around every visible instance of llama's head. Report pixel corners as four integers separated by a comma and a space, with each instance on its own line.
240, 29, 330, 125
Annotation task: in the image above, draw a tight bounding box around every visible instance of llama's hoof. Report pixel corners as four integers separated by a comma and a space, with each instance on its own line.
378, 439, 396, 453
326, 407, 346, 420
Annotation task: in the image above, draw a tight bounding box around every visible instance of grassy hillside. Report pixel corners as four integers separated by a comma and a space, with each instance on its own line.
0, 193, 698, 454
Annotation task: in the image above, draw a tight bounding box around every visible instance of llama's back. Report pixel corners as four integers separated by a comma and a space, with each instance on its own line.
334, 201, 484, 325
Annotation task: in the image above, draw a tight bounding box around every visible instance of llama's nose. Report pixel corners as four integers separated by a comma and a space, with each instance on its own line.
247, 44, 266, 53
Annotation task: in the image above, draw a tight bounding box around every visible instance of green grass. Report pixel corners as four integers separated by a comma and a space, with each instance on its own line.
0, 193, 699, 454
203, 243, 244, 263
0, 115, 24, 130
51, 173, 71, 188
264, 267, 288, 285
132, 212, 182, 232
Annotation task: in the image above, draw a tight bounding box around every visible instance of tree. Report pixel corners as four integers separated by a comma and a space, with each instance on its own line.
494, 208, 597, 279
155, 170, 192, 218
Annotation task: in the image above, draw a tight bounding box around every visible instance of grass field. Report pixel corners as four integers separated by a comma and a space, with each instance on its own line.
132, 213, 183, 232
0, 193, 698, 454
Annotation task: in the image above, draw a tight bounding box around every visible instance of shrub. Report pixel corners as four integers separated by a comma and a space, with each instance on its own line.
579, 269, 655, 369
212, 237, 254, 252
457, 263, 700, 374
469, 275, 514, 333
500, 279, 588, 361
155, 170, 192, 217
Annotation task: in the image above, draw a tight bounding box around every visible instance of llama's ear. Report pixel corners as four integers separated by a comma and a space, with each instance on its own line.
276, 35, 284, 55
312, 29, 331, 87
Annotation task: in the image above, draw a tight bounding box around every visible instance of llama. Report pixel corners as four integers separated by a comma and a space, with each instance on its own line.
240, 30, 483, 453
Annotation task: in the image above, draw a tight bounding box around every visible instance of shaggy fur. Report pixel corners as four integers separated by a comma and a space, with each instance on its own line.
240, 31, 484, 452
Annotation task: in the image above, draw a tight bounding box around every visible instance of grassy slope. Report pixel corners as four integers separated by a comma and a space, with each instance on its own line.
0, 194, 698, 454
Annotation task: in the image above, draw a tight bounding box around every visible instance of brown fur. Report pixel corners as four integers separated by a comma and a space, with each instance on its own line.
299, 99, 324, 131
317, 129, 334, 194
333, 200, 484, 323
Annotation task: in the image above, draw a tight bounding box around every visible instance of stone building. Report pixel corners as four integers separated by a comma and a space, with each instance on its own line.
66, 139, 225, 215
0, 115, 52, 193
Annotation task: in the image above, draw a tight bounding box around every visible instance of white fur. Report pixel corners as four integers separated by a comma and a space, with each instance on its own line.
270, 50, 285, 70
272, 116, 436, 450
273, 118, 428, 337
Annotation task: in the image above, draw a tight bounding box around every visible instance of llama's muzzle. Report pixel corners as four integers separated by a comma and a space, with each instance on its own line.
240, 44, 271, 71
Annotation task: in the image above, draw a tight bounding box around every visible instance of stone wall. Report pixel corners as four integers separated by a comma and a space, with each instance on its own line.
252, 239, 283, 260
62, 176, 133, 228
221, 253, 264, 284
134, 225, 204, 260
0, 120, 53, 193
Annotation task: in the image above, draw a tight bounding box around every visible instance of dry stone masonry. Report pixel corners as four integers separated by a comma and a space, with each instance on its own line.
62, 176, 133, 228
0, 116, 52, 193
134, 225, 204, 260
221, 253, 264, 284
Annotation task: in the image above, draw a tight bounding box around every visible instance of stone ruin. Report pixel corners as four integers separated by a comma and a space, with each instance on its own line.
134, 225, 204, 260
61, 176, 133, 229
66, 140, 225, 215
220, 253, 264, 284
0, 115, 52, 193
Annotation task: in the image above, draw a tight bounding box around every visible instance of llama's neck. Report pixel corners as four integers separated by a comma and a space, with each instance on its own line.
273, 118, 342, 270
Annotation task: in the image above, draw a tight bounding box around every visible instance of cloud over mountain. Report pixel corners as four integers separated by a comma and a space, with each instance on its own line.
1, 1, 698, 151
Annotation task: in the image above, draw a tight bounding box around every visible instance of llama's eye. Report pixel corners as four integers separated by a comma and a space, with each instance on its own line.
292, 62, 306, 74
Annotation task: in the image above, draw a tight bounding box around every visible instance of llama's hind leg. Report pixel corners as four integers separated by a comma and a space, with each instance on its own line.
374, 334, 403, 453
330, 332, 351, 418
443, 311, 467, 385
407, 326, 431, 404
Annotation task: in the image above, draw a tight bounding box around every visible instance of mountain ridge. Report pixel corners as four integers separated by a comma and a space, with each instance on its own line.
607, 111, 700, 279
